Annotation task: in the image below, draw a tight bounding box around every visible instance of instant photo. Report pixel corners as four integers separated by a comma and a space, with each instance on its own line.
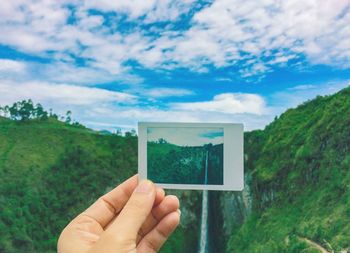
138, 122, 244, 191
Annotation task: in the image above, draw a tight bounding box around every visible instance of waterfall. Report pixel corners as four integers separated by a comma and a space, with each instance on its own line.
204, 150, 208, 185
199, 190, 209, 253
199, 150, 209, 253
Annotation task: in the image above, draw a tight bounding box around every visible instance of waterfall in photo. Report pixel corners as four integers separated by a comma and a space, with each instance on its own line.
199, 150, 209, 253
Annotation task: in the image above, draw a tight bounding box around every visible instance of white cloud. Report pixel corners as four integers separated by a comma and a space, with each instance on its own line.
0, 80, 136, 106
41, 62, 143, 85
145, 88, 194, 98
216, 77, 233, 82
288, 84, 316, 91
2, 77, 347, 133
172, 93, 267, 115
0, 75, 271, 131
168, 0, 350, 75
0, 59, 26, 73
0, 59, 143, 86
101, 81, 346, 132
1, 0, 349, 82
0, 1, 140, 80
124, 0, 350, 79
84, 0, 196, 21
0, 0, 349, 134
0, 1, 70, 53
83, 104, 272, 132
84, 0, 157, 19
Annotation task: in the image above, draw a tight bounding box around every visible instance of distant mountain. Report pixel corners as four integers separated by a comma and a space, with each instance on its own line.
223, 86, 350, 252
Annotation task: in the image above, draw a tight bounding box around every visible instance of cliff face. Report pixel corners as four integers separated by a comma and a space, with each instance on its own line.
220, 173, 253, 237
222, 86, 350, 252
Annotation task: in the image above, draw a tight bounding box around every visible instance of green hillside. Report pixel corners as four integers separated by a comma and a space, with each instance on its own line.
148, 142, 223, 185
227, 86, 350, 252
1, 86, 349, 253
0, 113, 199, 253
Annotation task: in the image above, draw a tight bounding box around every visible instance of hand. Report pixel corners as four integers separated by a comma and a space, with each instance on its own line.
58, 175, 180, 253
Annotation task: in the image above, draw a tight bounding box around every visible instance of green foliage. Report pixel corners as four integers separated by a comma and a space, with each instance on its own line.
208, 143, 224, 185
2, 85, 349, 253
0, 100, 83, 128
0, 117, 138, 252
147, 142, 223, 185
161, 189, 202, 253
227, 86, 350, 252
0, 110, 198, 252
65, 110, 72, 124
0, 100, 49, 121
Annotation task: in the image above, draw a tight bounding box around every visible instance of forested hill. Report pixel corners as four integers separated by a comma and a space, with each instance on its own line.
0, 103, 200, 253
0, 115, 136, 252
1, 85, 349, 253
225, 86, 350, 252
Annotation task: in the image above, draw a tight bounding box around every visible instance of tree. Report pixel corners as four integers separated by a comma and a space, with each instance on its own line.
8, 100, 35, 120
2, 100, 50, 121
1, 100, 84, 126
49, 108, 58, 120
115, 128, 122, 136
35, 103, 48, 120
2, 105, 9, 117
157, 138, 167, 144
65, 111, 72, 124
125, 129, 137, 137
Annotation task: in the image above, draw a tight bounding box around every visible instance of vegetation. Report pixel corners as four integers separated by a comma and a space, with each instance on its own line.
0, 100, 49, 121
0, 102, 199, 253
227, 86, 350, 252
1, 85, 349, 253
0, 99, 83, 127
207, 143, 224, 185
147, 141, 223, 185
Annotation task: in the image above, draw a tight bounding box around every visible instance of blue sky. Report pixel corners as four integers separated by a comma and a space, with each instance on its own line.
0, 0, 349, 131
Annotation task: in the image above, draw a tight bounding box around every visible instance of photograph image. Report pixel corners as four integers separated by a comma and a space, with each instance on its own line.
147, 127, 224, 185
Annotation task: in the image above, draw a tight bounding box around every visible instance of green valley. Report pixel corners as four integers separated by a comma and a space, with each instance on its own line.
0, 85, 349, 253
0, 103, 200, 253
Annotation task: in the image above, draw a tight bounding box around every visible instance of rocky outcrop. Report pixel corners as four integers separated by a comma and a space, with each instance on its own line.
220, 173, 253, 238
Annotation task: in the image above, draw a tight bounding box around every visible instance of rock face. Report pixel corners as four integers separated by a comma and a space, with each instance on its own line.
220, 173, 253, 237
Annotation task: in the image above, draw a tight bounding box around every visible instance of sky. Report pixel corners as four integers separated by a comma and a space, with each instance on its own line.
0, 0, 349, 132
147, 127, 223, 146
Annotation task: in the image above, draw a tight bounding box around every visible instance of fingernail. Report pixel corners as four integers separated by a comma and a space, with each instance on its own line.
135, 180, 153, 193
177, 209, 181, 216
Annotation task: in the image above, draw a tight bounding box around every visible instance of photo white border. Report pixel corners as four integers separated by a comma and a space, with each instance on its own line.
138, 122, 244, 191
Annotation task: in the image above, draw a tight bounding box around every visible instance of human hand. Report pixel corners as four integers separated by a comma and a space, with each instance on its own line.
58, 175, 180, 253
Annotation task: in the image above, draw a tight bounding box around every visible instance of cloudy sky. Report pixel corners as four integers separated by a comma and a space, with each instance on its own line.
148, 127, 223, 146
0, 0, 349, 131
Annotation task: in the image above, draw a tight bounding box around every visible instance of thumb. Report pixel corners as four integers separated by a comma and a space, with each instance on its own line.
107, 179, 156, 241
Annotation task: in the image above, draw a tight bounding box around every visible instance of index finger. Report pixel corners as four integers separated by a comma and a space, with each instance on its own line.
82, 175, 138, 228
82, 175, 164, 229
